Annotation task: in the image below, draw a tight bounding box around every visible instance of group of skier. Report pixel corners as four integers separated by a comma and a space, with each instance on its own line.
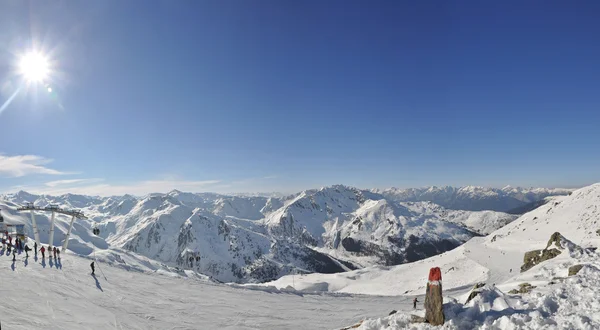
2, 230, 25, 261
38, 244, 60, 260
2, 231, 61, 262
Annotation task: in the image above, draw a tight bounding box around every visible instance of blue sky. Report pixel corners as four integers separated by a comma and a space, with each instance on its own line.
0, 1, 599, 195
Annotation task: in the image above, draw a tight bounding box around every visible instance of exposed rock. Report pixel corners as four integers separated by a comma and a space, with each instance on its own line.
520, 232, 584, 273
569, 264, 584, 276
546, 232, 566, 249
339, 320, 363, 329
521, 248, 561, 272
410, 315, 426, 323
465, 282, 486, 304
508, 283, 536, 294
424, 267, 444, 326
545, 232, 583, 253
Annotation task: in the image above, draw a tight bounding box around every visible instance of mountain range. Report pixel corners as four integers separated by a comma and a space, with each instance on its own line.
373, 185, 571, 212
0, 185, 569, 283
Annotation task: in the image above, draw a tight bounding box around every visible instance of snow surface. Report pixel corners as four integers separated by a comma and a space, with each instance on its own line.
0, 249, 414, 329
0, 183, 596, 329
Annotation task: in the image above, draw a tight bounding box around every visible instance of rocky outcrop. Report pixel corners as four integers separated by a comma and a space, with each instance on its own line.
509, 283, 536, 294
410, 314, 426, 323
521, 248, 562, 272
465, 282, 486, 304
521, 232, 582, 272
569, 264, 584, 276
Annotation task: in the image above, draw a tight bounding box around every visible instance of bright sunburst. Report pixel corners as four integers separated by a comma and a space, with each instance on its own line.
19, 52, 50, 82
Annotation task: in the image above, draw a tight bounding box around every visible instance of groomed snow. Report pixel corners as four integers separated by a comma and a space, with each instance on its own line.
0, 250, 417, 329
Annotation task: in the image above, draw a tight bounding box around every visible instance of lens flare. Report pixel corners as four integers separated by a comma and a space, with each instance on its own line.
19, 52, 50, 82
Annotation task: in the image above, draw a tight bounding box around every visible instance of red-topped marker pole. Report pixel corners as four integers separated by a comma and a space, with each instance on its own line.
424, 267, 445, 325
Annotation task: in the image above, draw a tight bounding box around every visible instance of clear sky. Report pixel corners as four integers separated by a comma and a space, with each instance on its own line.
0, 1, 599, 196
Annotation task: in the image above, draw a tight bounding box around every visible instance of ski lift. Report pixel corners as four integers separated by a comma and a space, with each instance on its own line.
0, 208, 5, 232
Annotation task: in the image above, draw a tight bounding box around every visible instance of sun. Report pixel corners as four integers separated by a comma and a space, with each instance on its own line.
19, 52, 50, 82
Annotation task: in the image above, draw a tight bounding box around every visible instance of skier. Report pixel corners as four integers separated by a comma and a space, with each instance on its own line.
56, 248, 61, 259
34, 242, 38, 255
24, 244, 30, 258
90, 261, 95, 275
40, 246, 45, 259
53, 247, 57, 259
413, 297, 419, 309
12, 249, 16, 262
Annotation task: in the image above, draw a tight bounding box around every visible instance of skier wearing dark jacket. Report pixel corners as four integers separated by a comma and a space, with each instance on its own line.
413, 297, 418, 309
40, 246, 45, 259
90, 261, 95, 275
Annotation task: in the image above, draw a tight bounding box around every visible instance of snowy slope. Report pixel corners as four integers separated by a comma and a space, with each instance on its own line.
257, 183, 600, 329
0, 183, 596, 329
261, 183, 600, 295
0, 248, 411, 330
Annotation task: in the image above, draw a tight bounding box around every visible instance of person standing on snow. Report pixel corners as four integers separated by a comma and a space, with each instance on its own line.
53, 247, 57, 259
413, 297, 419, 309
40, 246, 45, 259
90, 261, 95, 275
34, 242, 38, 256
24, 244, 30, 258
56, 248, 61, 259
12, 249, 16, 262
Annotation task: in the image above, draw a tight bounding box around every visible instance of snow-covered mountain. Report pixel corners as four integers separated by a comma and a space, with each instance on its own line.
374, 185, 572, 212
258, 182, 600, 329
1, 183, 597, 329
0, 185, 521, 283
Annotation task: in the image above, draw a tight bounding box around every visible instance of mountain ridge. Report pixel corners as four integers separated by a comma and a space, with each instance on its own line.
0, 184, 564, 283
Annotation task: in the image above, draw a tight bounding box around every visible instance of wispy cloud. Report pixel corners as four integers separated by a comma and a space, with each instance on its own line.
45, 178, 105, 187
0, 154, 71, 177
13, 179, 222, 196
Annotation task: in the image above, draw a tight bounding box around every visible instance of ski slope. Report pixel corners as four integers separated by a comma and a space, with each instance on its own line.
0, 249, 415, 330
